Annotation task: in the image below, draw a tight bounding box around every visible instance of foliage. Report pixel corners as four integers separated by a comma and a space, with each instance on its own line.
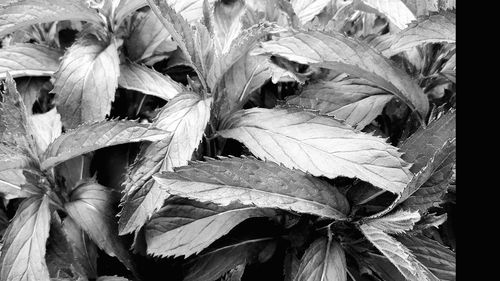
0, 0, 456, 280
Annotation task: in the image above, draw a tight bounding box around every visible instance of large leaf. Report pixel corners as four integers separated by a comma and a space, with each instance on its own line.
359, 224, 438, 281
0, 195, 51, 281
0, 44, 63, 79
286, 74, 393, 130
118, 61, 183, 100
252, 31, 429, 118
52, 34, 120, 129
353, 0, 416, 30
290, 0, 331, 24
40, 119, 168, 170
145, 197, 276, 258
218, 108, 412, 193
383, 14, 456, 57
183, 236, 276, 281
153, 157, 350, 219
293, 236, 347, 281
397, 234, 455, 281
64, 180, 135, 273
0, 0, 102, 37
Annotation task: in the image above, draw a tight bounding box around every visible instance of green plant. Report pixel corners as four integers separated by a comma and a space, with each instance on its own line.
0, 0, 456, 280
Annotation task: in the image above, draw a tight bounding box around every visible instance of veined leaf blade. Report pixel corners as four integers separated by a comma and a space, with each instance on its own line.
0, 44, 63, 79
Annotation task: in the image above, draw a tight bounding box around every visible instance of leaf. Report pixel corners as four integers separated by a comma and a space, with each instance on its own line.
252, 31, 429, 118
359, 224, 439, 281
286, 74, 393, 130
221, 264, 245, 281
293, 236, 347, 281
52, 34, 120, 129
0, 195, 51, 281
64, 180, 135, 273
283, 249, 300, 281
0, 144, 37, 199
40, 119, 168, 170
96, 276, 130, 281
362, 210, 420, 234
15, 77, 52, 116
364, 253, 407, 281
383, 14, 456, 57
153, 157, 350, 219
145, 197, 276, 258
29, 107, 62, 156
215, 54, 272, 119
400, 110, 456, 173
1, 73, 38, 157
401, 0, 456, 17
124, 9, 177, 62
397, 234, 455, 281
122, 91, 211, 199
118, 61, 184, 100
183, 236, 276, 281
213, 0, 246, 54
218, 108, 412, 193
0, 44, 63, 79
62, 216, 98, 279
353, 0, 416, 30
290, 0, 331, 24
0, 0, 102, 37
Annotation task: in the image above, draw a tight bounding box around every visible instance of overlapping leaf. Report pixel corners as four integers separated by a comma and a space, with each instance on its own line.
119, 93, 212, 234
353, 0, 416, 30
213, 0, 246, 54
62, 216, 98, 279
286, 74, 393, 130
218, 108, 412, 193
41, 119, 169, 170
293, 236, 347, 281
252, 31, 429, 118
153, 157, 350, 219
65, 180, 135, 273
0, 0, 102, 37
0, 143, 37, 199
145, 197, 276, 258
118, 62, 183, 100
291, 0, 333, 24
52, 34, 120, 129
0, 195, 51, 281
183, 236, 276, 281
362, 210, 420, 234
360, 224, 439, 281
401, 0, 456, 17
29, 107, 62, 156
0, 44, 63, 79
397, 234, 455, 281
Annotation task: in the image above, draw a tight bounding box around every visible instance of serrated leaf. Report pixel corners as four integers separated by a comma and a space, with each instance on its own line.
218, 108, 412, 193
62, 217, 98, 279
145, 197, 276, 258
64, 180, 135, 274
119, 92, 211, 234
359, 224, 439, 281
353, 0, 416, 30
0, 44, 63, 79
124, 9, 175, 62
183, 236, 276, 281
118, 62, 183, 100
153, 157, 350, 219
293, 236, 346, 281
252, 31, 429, 118
397, 234, 455, 281
52, 34, 120, 129
0, 0, 102, 37
383, 14, 455, 57
362, 210, 420, 234
0, 195, 51, 281
29, 107, 62, 156
291, 0, 331, 24
40, 119, 168, 170
286, 74, 393, 130
0, 144, 36, 199
1, 73, 38, 157
401, 110, 456, 173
